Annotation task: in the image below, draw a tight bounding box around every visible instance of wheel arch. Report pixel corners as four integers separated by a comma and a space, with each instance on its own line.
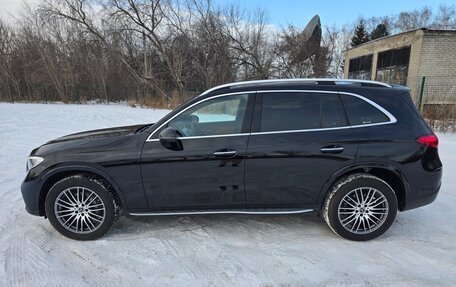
317, 163, 409, 211
37, 164, 127, 217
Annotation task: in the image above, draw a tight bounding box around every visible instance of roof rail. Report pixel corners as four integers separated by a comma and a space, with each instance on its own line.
200, 78, 392, 96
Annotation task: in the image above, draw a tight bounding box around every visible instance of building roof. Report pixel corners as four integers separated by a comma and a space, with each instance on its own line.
345, 28, 456, 52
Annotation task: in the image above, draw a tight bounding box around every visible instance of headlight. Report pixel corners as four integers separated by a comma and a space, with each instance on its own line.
27, 156, 44, 171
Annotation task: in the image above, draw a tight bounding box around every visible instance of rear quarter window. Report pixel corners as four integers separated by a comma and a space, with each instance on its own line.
341, 94, 390, 126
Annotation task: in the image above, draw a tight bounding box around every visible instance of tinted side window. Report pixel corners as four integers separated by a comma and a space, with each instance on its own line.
321, 95, 348, 128
341, 95, 390, 125
260, 93, 321, 132
168, 94, 248, 137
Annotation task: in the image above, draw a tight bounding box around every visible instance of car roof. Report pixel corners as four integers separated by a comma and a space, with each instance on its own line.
201, 78, 410, 98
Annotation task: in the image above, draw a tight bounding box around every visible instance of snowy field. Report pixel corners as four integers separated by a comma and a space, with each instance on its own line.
0, 102, 455, 287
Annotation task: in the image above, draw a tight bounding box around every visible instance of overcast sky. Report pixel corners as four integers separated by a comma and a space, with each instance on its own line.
1, 0, 455, 26
0, 0, 37, 22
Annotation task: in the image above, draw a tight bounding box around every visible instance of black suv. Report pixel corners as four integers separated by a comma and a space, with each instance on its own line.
21, 79, 442, 241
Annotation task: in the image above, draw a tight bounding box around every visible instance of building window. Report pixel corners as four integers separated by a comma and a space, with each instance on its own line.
375, 46, 411, 85
348, 55, 373, 80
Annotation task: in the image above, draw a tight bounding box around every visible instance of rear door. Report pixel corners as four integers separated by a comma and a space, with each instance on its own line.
244, 91, 358, 208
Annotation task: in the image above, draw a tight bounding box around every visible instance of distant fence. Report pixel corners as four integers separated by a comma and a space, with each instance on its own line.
410, 76, 456, 132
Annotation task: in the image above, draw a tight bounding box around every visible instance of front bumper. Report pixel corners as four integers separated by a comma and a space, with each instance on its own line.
21, 176, 43, 216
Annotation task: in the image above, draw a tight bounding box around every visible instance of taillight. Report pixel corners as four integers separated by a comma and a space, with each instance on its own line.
417, 134, 439, 148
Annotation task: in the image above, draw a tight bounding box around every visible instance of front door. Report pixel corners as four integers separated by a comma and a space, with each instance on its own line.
141, 93, 254, 210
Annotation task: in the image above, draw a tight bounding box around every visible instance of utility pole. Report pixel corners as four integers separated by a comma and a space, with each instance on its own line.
418, 76, 426, 112
143, 30, 147, 77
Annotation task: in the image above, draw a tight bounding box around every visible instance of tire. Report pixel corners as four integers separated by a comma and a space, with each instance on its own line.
45, 175, 119, 240
323, 173, 398, 241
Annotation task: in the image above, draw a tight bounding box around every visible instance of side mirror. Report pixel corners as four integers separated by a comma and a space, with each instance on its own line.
159, 127, 183, 151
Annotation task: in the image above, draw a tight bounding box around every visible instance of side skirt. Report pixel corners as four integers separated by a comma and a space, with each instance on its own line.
128, 208, 314, 216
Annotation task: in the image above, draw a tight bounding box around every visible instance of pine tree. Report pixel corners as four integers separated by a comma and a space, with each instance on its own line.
350, 20, 370, 47
370, 24, 389, 40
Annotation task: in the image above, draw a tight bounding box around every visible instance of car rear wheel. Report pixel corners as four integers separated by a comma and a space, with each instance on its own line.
323, 173, 398, 241
45, 175, 119, 240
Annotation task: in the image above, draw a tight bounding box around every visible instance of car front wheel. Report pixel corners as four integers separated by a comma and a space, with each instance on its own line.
323, 173, 398, 241
45, 175, 119, 240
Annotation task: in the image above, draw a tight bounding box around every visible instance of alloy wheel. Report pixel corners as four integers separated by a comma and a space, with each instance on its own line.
337, 187, 389, 234
54, 186, 106, 234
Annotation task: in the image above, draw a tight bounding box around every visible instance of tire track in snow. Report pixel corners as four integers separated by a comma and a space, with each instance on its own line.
5, 214, 28, 287
5, 212, 112, 287
6, 215, 63, 286
177, 216, 245, 286
28, 231, 111, 286
152, 216, 232, 286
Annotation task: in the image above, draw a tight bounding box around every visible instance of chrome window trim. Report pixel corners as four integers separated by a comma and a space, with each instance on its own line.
250, 127, 349, 136
147, 133, 248, 142
145, 89, 397, 142
250, 122, 396, 136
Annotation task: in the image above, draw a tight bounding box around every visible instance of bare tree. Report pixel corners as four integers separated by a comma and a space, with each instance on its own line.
0, 21, 21, 102
275, 25, 314, 78
40, 0, 170, 99
222, 5, 275, 79
394, 7, 433, 31
433, 4, 456, 28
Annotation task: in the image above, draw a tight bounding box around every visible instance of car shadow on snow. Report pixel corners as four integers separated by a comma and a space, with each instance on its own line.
105, 213, 335, 241
100, 209, 435, 243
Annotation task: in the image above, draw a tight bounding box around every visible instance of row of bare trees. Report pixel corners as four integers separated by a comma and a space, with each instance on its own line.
0, 1, 454, 107
0, 0, 332, 106
362, 5, 456, 32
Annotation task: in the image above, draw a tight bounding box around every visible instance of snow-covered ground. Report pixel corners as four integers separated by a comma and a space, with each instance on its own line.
0, 102, 455, 287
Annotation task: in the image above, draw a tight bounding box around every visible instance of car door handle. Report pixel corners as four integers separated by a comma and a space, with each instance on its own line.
213, 149, 237, 158
320, 146, 344, 154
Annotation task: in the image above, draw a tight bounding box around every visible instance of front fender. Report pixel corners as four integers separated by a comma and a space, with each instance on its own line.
37, 162, 128, 212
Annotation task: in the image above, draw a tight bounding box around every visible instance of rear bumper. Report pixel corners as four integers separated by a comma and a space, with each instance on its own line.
403, 181, 441, 210
21, 177, 43, 216
403, 168, 442, 211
